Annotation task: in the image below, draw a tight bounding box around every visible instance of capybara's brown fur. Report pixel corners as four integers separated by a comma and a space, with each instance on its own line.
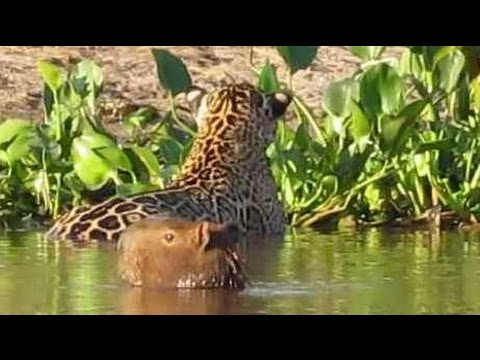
117, 218, 247, 289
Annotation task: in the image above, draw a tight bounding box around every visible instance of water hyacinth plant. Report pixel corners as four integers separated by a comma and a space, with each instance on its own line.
1, 46, 480, 230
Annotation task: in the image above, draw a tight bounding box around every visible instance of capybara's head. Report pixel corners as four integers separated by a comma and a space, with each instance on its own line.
117, 218, 247, 290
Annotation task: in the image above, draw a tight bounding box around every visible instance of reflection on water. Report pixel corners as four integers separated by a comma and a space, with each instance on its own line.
2, 227, 480, 314
119, 288, 242, 315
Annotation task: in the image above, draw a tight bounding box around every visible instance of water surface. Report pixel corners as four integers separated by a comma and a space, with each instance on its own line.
1, 227, 480, 314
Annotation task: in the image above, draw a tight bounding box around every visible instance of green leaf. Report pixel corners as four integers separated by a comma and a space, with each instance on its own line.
96, 147, 133, 173
328, 115, 346, 138
323, 78, 358, 117
410, 46, 443, 70
293, 121, 311, 151
284, 149, 308, 178
124, 107, 158, 131
151, 49, 192, 95
0, 119, 39, 164
283, 175, 296, 207
258, 60, 280, 92
433, 49, 465, 93
70, 132, 132, 189
350, 46, 385, 60
416, 138, 455, 153
412, 171, 426, 210
0, 119, 34, 145
414, 153, 429, 177
472, 78, 480, 112
456, 75, 470, 119
6, 133, 39, 163
380, 116, 407, 153
71, 59, 103, 105
72, 128, 133, 176
277, 46, 319, 74
336, 149, 368, 188
77, 130, 116, 149
116, 183, 159, 197
129, 145, 161, 180
59, 82, 83, 110
275, 120, 296, 150
399, 99, 427, 119
398, 48, 425, 78
379, 100, 426, 153
63, 172, 86, 193
71, 137, 117, 190
37, 60, 66, 92
349, 100, 371, 150
432, 46, 458, 69
157, 137, 186, 165
321, 175, 338, 196
42, 83, 54, 117
360, 63, 405, 117
365, 184, 382, 211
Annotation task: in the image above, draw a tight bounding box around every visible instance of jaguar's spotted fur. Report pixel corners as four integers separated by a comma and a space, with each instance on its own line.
47, 83, 291, 242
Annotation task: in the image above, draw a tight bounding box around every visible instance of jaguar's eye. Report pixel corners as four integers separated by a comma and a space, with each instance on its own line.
163, 233, 175, 243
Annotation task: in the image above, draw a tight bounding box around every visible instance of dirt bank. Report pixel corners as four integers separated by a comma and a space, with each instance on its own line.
0, 46, 369, 119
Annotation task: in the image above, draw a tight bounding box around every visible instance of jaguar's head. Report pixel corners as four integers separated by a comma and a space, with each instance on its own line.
186, 83, 292, 154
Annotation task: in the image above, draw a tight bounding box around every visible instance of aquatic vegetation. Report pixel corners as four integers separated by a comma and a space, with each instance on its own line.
1, 46, 480, 230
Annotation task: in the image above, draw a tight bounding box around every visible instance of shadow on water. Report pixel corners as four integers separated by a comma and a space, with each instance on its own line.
2, 226, 480, 314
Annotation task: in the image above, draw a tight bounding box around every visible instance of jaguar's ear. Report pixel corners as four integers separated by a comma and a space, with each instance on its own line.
186, 86, 207, 113
266, 91, 292, 119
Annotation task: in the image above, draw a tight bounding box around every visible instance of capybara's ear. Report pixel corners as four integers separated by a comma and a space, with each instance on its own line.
195, 221, 211, 250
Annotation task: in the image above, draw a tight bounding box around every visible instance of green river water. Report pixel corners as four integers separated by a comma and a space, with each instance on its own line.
1, 227, 480, 314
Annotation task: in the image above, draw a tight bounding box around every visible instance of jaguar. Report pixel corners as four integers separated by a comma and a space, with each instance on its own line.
46, 82, 292, 242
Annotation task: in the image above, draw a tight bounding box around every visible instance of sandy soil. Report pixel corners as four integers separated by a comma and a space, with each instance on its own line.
0, 46, 404, 123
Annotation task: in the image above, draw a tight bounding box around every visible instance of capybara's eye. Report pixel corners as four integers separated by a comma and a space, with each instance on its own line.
163, 233, 175, 243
